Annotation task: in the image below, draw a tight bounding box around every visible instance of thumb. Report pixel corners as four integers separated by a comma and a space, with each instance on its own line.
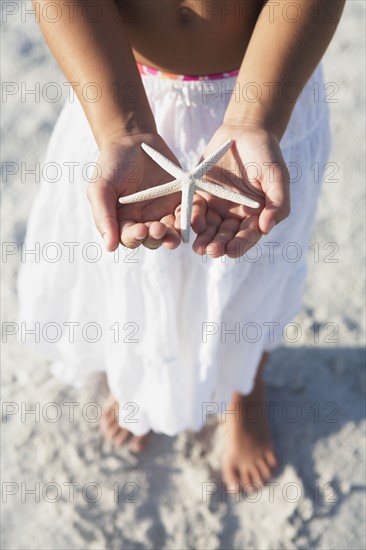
258, 162, 291, 234
86, 178, 120, 251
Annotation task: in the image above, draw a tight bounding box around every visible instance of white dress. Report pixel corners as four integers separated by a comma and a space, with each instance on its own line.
17, 64, 332, 435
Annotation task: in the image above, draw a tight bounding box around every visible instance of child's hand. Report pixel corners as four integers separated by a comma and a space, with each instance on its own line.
87, 133, 184, 252
191, 123, 290, 258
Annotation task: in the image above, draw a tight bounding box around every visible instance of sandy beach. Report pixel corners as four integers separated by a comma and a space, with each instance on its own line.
1, 1, 365, 548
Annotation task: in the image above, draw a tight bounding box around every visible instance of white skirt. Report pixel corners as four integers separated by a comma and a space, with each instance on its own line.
17, 64, 331, 435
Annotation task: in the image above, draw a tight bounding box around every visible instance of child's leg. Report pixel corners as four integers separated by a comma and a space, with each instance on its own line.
222, 353, 277, 492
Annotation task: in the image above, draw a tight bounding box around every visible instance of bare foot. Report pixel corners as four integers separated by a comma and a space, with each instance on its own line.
100, 395, 150, 453
222, 354, 278, 493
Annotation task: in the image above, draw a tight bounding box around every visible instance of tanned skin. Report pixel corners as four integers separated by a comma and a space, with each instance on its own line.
33, 0, 345, 490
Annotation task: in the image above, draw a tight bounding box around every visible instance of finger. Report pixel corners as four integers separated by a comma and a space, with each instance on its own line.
191, 194, 207, 234
192, 211, 222, 255
192, 225, 219, 255
87, 179, 120, 252
204, 218, 240, 259
160, 215, 182, 250
120, 220, 149, 248
142, 221, 168, 250
259, 164, 291, 234
225, 216, 261, 260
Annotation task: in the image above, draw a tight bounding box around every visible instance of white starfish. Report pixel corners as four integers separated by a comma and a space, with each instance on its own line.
119, 139, 260, 243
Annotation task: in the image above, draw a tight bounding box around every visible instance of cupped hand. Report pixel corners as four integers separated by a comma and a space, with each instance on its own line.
87, 133, 184, 251
191, 123, 290, 259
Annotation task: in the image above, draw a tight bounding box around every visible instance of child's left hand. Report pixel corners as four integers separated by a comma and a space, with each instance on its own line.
190, 123, 290, 258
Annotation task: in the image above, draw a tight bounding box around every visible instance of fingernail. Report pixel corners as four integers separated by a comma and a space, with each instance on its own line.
206, 245, 215, 256
267, 220, 276, 233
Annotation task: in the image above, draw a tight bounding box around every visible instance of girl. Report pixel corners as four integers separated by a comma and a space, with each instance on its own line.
18, 0, 345, 492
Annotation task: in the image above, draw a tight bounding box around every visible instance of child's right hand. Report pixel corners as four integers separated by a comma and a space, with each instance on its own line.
87, 133, 188, 252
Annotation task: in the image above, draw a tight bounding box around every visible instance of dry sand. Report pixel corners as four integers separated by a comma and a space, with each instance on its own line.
1, 1, 365, 548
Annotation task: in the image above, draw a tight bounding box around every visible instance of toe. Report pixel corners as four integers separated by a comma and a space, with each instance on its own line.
222, 459, 241, 493
100, 410, 116, 433
247, 467, 264, 490
258, 458, 272, 482
265, 449, 278, 470
112, 428, 131, 447
104, 422, 121, 441
100, 414, 111, 435
238, 468, 252, 492
100, 413, 117, 438
129, 434, 150, 453
100, 396, 127, 444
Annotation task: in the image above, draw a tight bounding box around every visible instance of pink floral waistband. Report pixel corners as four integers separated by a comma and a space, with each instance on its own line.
137, 62, 239, 81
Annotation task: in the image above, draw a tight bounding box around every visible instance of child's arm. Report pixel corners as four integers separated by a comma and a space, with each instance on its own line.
33, 0, 155, 146
34, 0, 185, 251
194, 0, 345, 258
224, 0, 346, 140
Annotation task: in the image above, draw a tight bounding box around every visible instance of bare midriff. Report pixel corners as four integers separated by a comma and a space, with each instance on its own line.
117, 0, 264, 75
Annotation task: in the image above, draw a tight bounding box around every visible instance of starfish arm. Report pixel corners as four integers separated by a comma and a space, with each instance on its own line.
141, 143, 186, 179
180, 180, 195, 244
195, 179, 261, 208
119, 180, 181, 204
189, 139, 232, 180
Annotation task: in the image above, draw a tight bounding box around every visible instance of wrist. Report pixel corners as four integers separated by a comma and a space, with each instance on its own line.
98, 119, 158, 149
93, 100, 157, 149
224, 102, 293, 142
98, 127, 159, 150
223, 114, 287, 142
97, 125, 158, 149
